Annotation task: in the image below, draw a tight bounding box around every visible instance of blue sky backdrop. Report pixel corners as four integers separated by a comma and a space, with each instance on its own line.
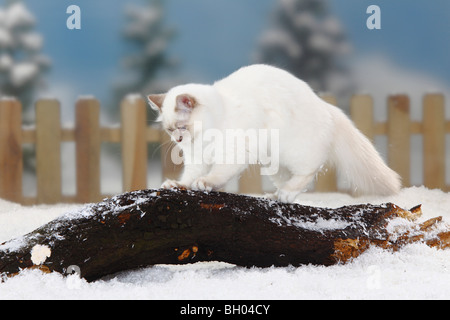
13, 0, 450, 116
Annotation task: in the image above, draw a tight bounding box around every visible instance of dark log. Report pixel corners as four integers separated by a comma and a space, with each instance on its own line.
1, 188, 449, 282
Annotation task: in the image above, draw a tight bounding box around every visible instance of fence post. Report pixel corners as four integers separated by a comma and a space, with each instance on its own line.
121, 96, 148, 192
76, 98, 101, 203
0, 99, 22, 203
36, 99, 62, 204
388, 95, 411, 187
239, 165, 263, 195
423, 94, 445, 189
351, 94, 374, 142
315, 94, 338, 192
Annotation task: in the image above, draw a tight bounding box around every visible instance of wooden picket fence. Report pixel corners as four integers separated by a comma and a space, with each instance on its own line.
0, 93, 449, 205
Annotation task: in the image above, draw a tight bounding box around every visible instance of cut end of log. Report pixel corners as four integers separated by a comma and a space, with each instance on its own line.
331, 203, 449, 264
391, 204, 422, 221
426, 231, 450, 250
332, 238, 371, 263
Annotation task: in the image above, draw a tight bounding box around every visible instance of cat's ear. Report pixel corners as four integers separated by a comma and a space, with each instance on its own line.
147, 94, 166, 112
175, 94, 197, 113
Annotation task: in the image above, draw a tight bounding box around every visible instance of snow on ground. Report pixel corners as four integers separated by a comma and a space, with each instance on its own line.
0, 186, 449, 300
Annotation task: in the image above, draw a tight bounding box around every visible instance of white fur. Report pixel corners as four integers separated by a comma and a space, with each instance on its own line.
152, 64, 401, 202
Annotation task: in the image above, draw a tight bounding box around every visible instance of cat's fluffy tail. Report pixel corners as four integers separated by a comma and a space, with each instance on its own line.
329, 108, 401, 196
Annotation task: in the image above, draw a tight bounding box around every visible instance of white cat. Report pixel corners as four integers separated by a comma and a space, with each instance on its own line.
148, 64, 401, 202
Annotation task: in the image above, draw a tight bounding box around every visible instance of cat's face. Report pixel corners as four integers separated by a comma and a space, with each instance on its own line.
148, 93, 198, 144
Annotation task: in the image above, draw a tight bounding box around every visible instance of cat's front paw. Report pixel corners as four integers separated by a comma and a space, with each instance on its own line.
263, 192, 278, 201
191, 178, 215, 192
276, 189, 300, 203
161, 179, 185, 190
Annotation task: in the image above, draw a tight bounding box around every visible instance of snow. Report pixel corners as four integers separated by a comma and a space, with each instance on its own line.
77, 94, 96, 100
0, 2, 49, 92
0, 27, 12, 48
0, 186, 449, 300
19, 32, 43, 51
0, 96, 17, 101
10, 62, 38, 86
259, 30, 303, 59
30, 244, 51, 265
270, 207, 351, 231
2, 3, 35, 29
124, 93, 143, 102
0, 54, 12, 70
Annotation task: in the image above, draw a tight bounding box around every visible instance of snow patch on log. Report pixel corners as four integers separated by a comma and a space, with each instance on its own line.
59, 190, 161, 221
270, 213, 350, 231
31, 245, 51, 265
0, 236, 27, 253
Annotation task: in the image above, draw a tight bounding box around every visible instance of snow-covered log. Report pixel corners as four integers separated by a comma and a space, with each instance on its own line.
1, 189, 449, 282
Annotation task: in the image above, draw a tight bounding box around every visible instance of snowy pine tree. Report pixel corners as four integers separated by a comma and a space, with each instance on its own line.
254, 0, 351, 95
114, 0, 176, 107
0, 1, 50, 110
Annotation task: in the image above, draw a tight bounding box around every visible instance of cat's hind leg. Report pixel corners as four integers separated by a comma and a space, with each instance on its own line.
264, 166, 291, 200
276, 172, 316, 203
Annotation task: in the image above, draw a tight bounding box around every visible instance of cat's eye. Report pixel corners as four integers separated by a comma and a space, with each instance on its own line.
167, 126, 186, 133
